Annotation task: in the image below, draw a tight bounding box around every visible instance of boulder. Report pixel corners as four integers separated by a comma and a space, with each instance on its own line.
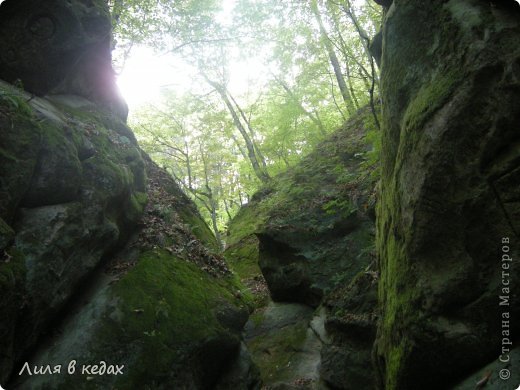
0, 82, 146, 385
375, 1, 520, 388
253, 107, 377, 307
12, 250, 249, 389
243, 302, 323, 388
225, 107, 379, 387
0, 0, 127, 120
1, 115, 253, 388
320, 270, 378, 389
0, 1, 255, 387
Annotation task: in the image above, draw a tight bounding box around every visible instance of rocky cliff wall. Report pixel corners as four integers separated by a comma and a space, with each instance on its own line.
225, 106, 380, 389
0, 82, 146, 384
0, 1, 257, 388
375, 1, 520, 388
0, 0, 127, 120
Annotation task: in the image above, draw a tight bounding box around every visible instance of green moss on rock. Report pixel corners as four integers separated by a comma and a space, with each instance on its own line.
0, 84, 147, 383
127, 191, 148, 222
0, 217, 14, 250
225, 235, 261, 281
113, 250, 234, 342
402, 69, 462, 133
0, 86, 42, 222
225, 106, 378, 307
247, 321, 308, 384
178, 208, 220, 252
375, 1, 520, 388
18, 249, 250, 389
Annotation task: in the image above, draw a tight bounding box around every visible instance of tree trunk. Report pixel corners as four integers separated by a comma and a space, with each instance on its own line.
310, 0, 355, 114
203, 74, 271, 183
275, 76, 327, 136
340, 0, 380, 129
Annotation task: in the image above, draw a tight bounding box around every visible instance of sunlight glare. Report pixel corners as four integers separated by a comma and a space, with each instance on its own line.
215, 0, 237, 25
116, 46, 194, 110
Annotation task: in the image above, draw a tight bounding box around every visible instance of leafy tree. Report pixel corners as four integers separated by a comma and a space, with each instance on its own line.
113, 0, 382, 236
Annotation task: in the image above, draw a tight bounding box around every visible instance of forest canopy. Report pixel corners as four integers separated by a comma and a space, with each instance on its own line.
109, 0, 382, 248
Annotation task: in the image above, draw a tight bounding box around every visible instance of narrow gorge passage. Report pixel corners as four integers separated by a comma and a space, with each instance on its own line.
243, 301, 325, 388
1, 0, 519, 389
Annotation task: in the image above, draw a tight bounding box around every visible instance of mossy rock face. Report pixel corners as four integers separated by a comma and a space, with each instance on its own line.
6, 144, 256, 388
244, 302, 322, 387
0, 82, 146, 384
20, 122, 83, 207
376, 1, 520, 388
225, 235, 261, 281
142, 153, 220, 253
224, 108, 379, 386
0, 90, 41, 222
226, 107, 377, 308
224, 234, 269, 309
0, 217, 14, 251
15, 250, 251, 389
320, 270, 378, 389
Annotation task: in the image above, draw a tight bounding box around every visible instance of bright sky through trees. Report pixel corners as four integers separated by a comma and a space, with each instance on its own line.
116, 47, 186, 107
116, 0, 258, 112
116, 44, 268, 113
111, 0, 382, 245
115, 0, 371, 113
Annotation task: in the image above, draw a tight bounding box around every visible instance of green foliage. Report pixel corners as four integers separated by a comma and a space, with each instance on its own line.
110, 0, 220, 70
322, 198, 356, 218
114, 0, 382, 234
0, 91, 32, 118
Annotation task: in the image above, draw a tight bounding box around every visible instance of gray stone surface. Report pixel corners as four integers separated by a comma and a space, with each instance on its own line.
375, 1, 520, 388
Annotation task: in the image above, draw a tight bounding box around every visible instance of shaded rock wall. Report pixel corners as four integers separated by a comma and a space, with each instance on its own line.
0, 83, 145, 383
250, 107, 377, 308
375, 1, 520, 388
320, 270, 378, 390
0, 62, 255, 390
0, 2, 257, 388
0, 0, 127, 120
7, 145, 255, 389
225, 107, 380, 388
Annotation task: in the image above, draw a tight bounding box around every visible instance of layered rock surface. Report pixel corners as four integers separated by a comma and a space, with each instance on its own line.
0, 84, 257, 388
227, 107, 378, 308
0, 0, 257, 387
375, 1, 520, 388
225, 107, 380, 388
